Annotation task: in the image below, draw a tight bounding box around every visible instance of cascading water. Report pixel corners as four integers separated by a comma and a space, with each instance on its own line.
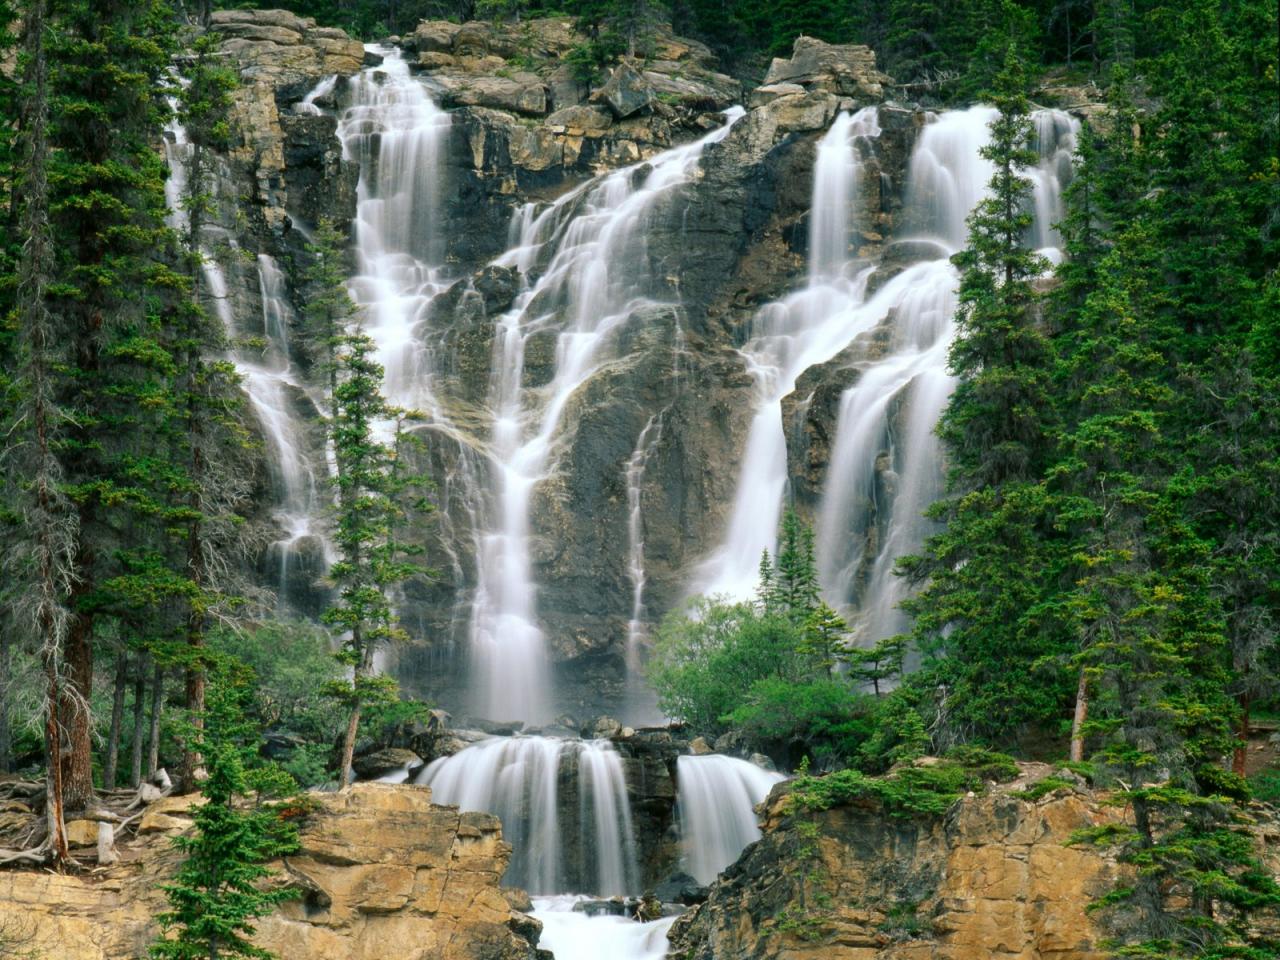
337, 45, 451, 415
694, 107, 882, 599
467, 108, 745, 724
532, 898, 677, 960
676, 755, 786, 885
697, 105, 1078, 653
816, 107, 1078, 643
624, 411, 668, 722
418, 736, 639, 896
163, 96, 330, 610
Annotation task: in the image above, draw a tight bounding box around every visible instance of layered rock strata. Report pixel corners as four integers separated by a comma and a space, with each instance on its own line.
0, 784, 540, 960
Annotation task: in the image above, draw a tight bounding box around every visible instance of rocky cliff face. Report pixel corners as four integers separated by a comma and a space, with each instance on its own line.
0, 784, 540, 960
668, 766, 1280, 960
193, 8, 913, 720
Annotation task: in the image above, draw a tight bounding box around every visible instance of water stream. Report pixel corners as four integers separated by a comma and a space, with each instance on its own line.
466, 108, 745, 724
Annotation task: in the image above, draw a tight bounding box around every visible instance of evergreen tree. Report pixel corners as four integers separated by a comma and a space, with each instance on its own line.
151, 663, 299, 960
3, 0, 77, 863
899, 44, 1074, 747
762, 508, 819, 621
168, 25, 249, 789
306, 223, 431, 789
326, 330, 424, 789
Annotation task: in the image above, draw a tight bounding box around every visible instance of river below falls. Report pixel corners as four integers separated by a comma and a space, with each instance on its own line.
532, 896, 678, 960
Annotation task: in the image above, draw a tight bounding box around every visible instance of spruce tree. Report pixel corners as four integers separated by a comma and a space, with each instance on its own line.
900, 44, 1074, 747
307, 223, 430, 789
151, 663, 299, 960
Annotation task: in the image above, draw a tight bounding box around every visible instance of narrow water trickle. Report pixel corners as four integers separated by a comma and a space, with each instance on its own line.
163, 94, 331, 610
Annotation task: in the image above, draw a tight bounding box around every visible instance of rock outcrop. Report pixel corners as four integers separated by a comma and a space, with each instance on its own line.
0, 784, 540, 960
669, 766, 1280, 960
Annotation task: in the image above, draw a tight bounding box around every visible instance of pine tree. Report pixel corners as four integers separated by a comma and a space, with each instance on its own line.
770, 508, 819, 621
44, 0, 189, 809
150, 663, 299, 960
168, 24, 248, 789
899, 43, 1074, 747
326, 330, 424, 789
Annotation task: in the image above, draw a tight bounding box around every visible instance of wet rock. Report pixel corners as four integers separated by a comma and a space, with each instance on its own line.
573, 898, 629, 917
689, 736, 713, 755
748, 752, 777, 772
352, 747, 424, 780
654, 870, 710, 905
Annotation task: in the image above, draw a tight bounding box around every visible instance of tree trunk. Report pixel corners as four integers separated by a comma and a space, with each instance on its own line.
1233, 692, 1250, 777
147, 661, 163, 780
131, 652, 147, 788
103, 648, 128, 790
0, 632, 11, 774
1069, 666, 1089, 763
338, 704, 362, 790
18, 0, 69, 864
60, 611, 95, 811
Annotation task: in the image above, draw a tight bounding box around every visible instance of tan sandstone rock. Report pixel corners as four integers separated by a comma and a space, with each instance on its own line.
0, 783, 538, 960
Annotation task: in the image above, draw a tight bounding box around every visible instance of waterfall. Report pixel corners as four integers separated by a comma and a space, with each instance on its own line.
533, 897, 677, 960
467, 108, 745, 723
697, 104, 1078, 651
295, 74, 337, 115
694, 107, 882, 599
676, 755, 785, 885
814, 106, 1079, 643
419, 736, 640, 896
338, 45, 451, 415
163, 95, 331, 611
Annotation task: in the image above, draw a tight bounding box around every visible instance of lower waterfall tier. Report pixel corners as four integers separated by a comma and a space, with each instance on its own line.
415, 735, 784, 898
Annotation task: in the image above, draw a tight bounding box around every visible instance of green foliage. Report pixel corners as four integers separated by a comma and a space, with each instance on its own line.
1011, 774, 1075, 801
789, 748, 1018, 819
150, 663, 300, 960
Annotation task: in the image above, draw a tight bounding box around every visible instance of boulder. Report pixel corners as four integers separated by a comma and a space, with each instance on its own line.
654, 870, 709, 905
432, 74, 549, 116
352, 747, 424, 780
588, 716, 624, 739
412, 19, 463, 53
64, 819, 100, 847
762, 35, 889, 100
689, 736, 713, 755
545, 103, 615, 134
598, 63, 655, 119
